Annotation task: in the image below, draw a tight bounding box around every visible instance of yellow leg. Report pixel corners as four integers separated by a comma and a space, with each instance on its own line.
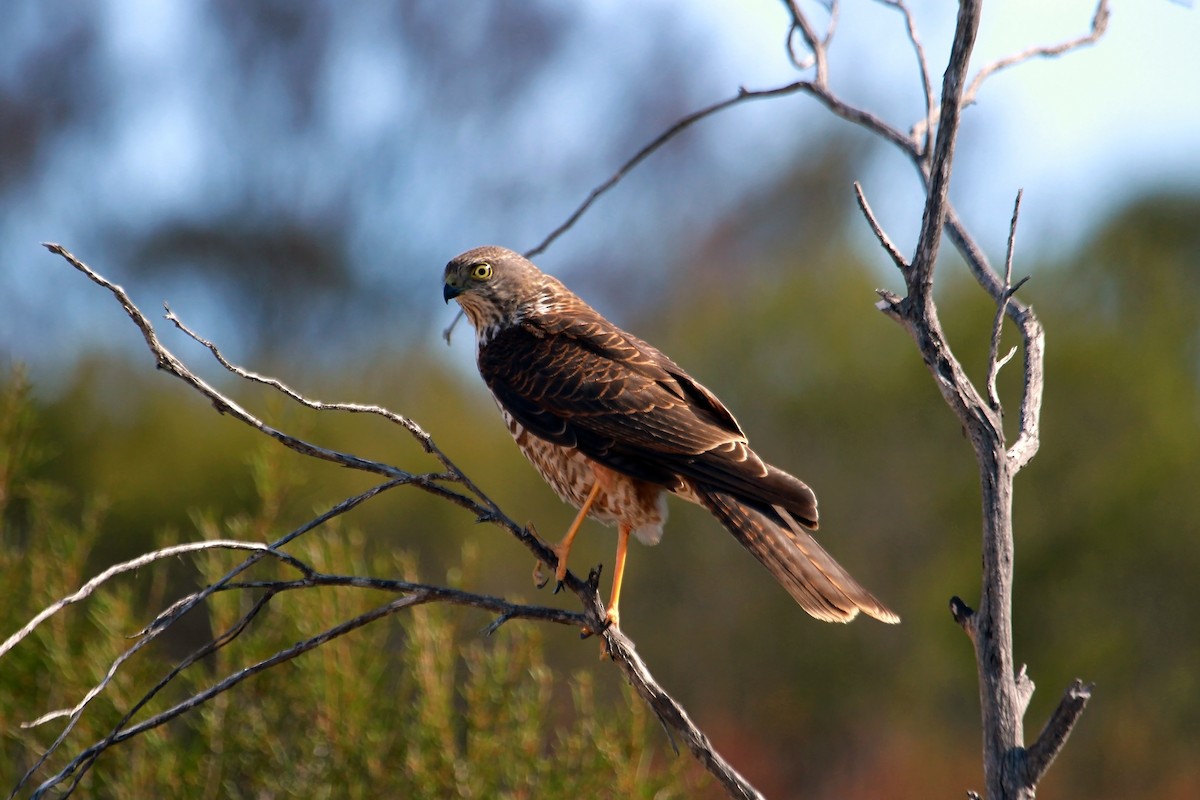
556, 481, 603, 583
605, 523, 631, 629
533, 481, 604, 589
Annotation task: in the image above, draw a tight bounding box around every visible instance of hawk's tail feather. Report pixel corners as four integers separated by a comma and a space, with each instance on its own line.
697, 487, 899, 625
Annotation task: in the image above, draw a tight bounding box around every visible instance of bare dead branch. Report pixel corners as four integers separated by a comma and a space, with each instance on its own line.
603, 625, 764, 800
782, 0, 828, 83
43, 244, 499, 524
29, 245, 767, 800
53, 591, 279, 798
915, 0, 1111, 146
909, 0, 980, 295
985, 190, 1025, 410
800, 72, 915, 156
525, 81, 812, 259
875, 0, 935, 155
963, 0, 1111, 109
33, 593, 431, 798
527, 0, 916, 274
0, 540, 295, 662
7, 482, 404, 798
824, 0, 841, 49
1014, 664, 1035, 718
42, 248, 409, 478
1022, 680, 1095, 788
166, 306, 432, 443
866, 5, 1001, 446
853, 181, 909, 271
442, 306, 466, 344
937, 211, 1044, 473
784, 22, 815, 71
163, 305, 505, 516
853, 1, 1093, 796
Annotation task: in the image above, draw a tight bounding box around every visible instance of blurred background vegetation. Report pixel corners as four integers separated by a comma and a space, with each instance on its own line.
2, 1, 1198, 798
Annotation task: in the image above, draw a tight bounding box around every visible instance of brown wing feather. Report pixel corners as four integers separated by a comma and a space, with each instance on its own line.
478, 297, 818, 527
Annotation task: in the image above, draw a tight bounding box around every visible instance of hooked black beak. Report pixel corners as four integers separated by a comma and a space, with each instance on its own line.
443, 281, 463, 303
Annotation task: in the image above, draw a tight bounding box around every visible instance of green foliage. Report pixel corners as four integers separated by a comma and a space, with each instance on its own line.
0, 378, 704, 798
4, 189, 1199, 798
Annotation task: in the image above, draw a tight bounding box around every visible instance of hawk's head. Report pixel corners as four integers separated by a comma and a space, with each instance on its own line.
443, 245, 549, 332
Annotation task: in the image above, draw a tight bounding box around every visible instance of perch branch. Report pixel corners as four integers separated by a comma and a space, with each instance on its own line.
604, 624, 763, 800
34, 245, 766, 800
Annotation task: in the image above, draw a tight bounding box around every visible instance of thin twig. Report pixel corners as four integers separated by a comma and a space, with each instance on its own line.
32, 593, 430, 798
153, 573, 590, 628
7, 483, 404, 798
526, 0, 915, 268
853, 181, 909, 271
782, 0, 828, 85
963, 0, 1110, 108
0, 539, 290, 662
166, 306, 434, 444
875, 0, 935, 155
915, 0, 1111, 145
985, 190, 1025, 410
785, 23, 815, 71
443, 307, 466, 344
164, 305, 503, 516
53, 591, 279, 797
524, 81, 810, 259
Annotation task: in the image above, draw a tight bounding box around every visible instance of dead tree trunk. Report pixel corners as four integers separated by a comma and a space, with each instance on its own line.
868, 1, 1095, 796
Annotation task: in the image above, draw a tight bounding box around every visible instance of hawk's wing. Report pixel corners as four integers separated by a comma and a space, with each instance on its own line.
478, 301, 819, 528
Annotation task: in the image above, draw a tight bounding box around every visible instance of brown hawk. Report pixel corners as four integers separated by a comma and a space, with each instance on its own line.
443, 245, 898, 629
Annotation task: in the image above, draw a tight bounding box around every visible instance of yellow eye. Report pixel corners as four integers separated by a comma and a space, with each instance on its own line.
470, 262, 493, 280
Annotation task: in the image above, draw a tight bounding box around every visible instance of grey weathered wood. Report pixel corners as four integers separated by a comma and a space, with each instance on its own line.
871, 2, 1093, 797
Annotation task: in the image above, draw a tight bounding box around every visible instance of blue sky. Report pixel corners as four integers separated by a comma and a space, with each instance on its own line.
710, 0, 1200, 257
2, 0, 1197, 375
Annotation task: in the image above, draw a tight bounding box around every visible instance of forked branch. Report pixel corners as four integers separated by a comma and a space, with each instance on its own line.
15, 244, 767, 800
847, 1, 1094, 797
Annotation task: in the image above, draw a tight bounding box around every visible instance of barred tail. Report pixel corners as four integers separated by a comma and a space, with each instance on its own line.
697, 488, 899, 624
